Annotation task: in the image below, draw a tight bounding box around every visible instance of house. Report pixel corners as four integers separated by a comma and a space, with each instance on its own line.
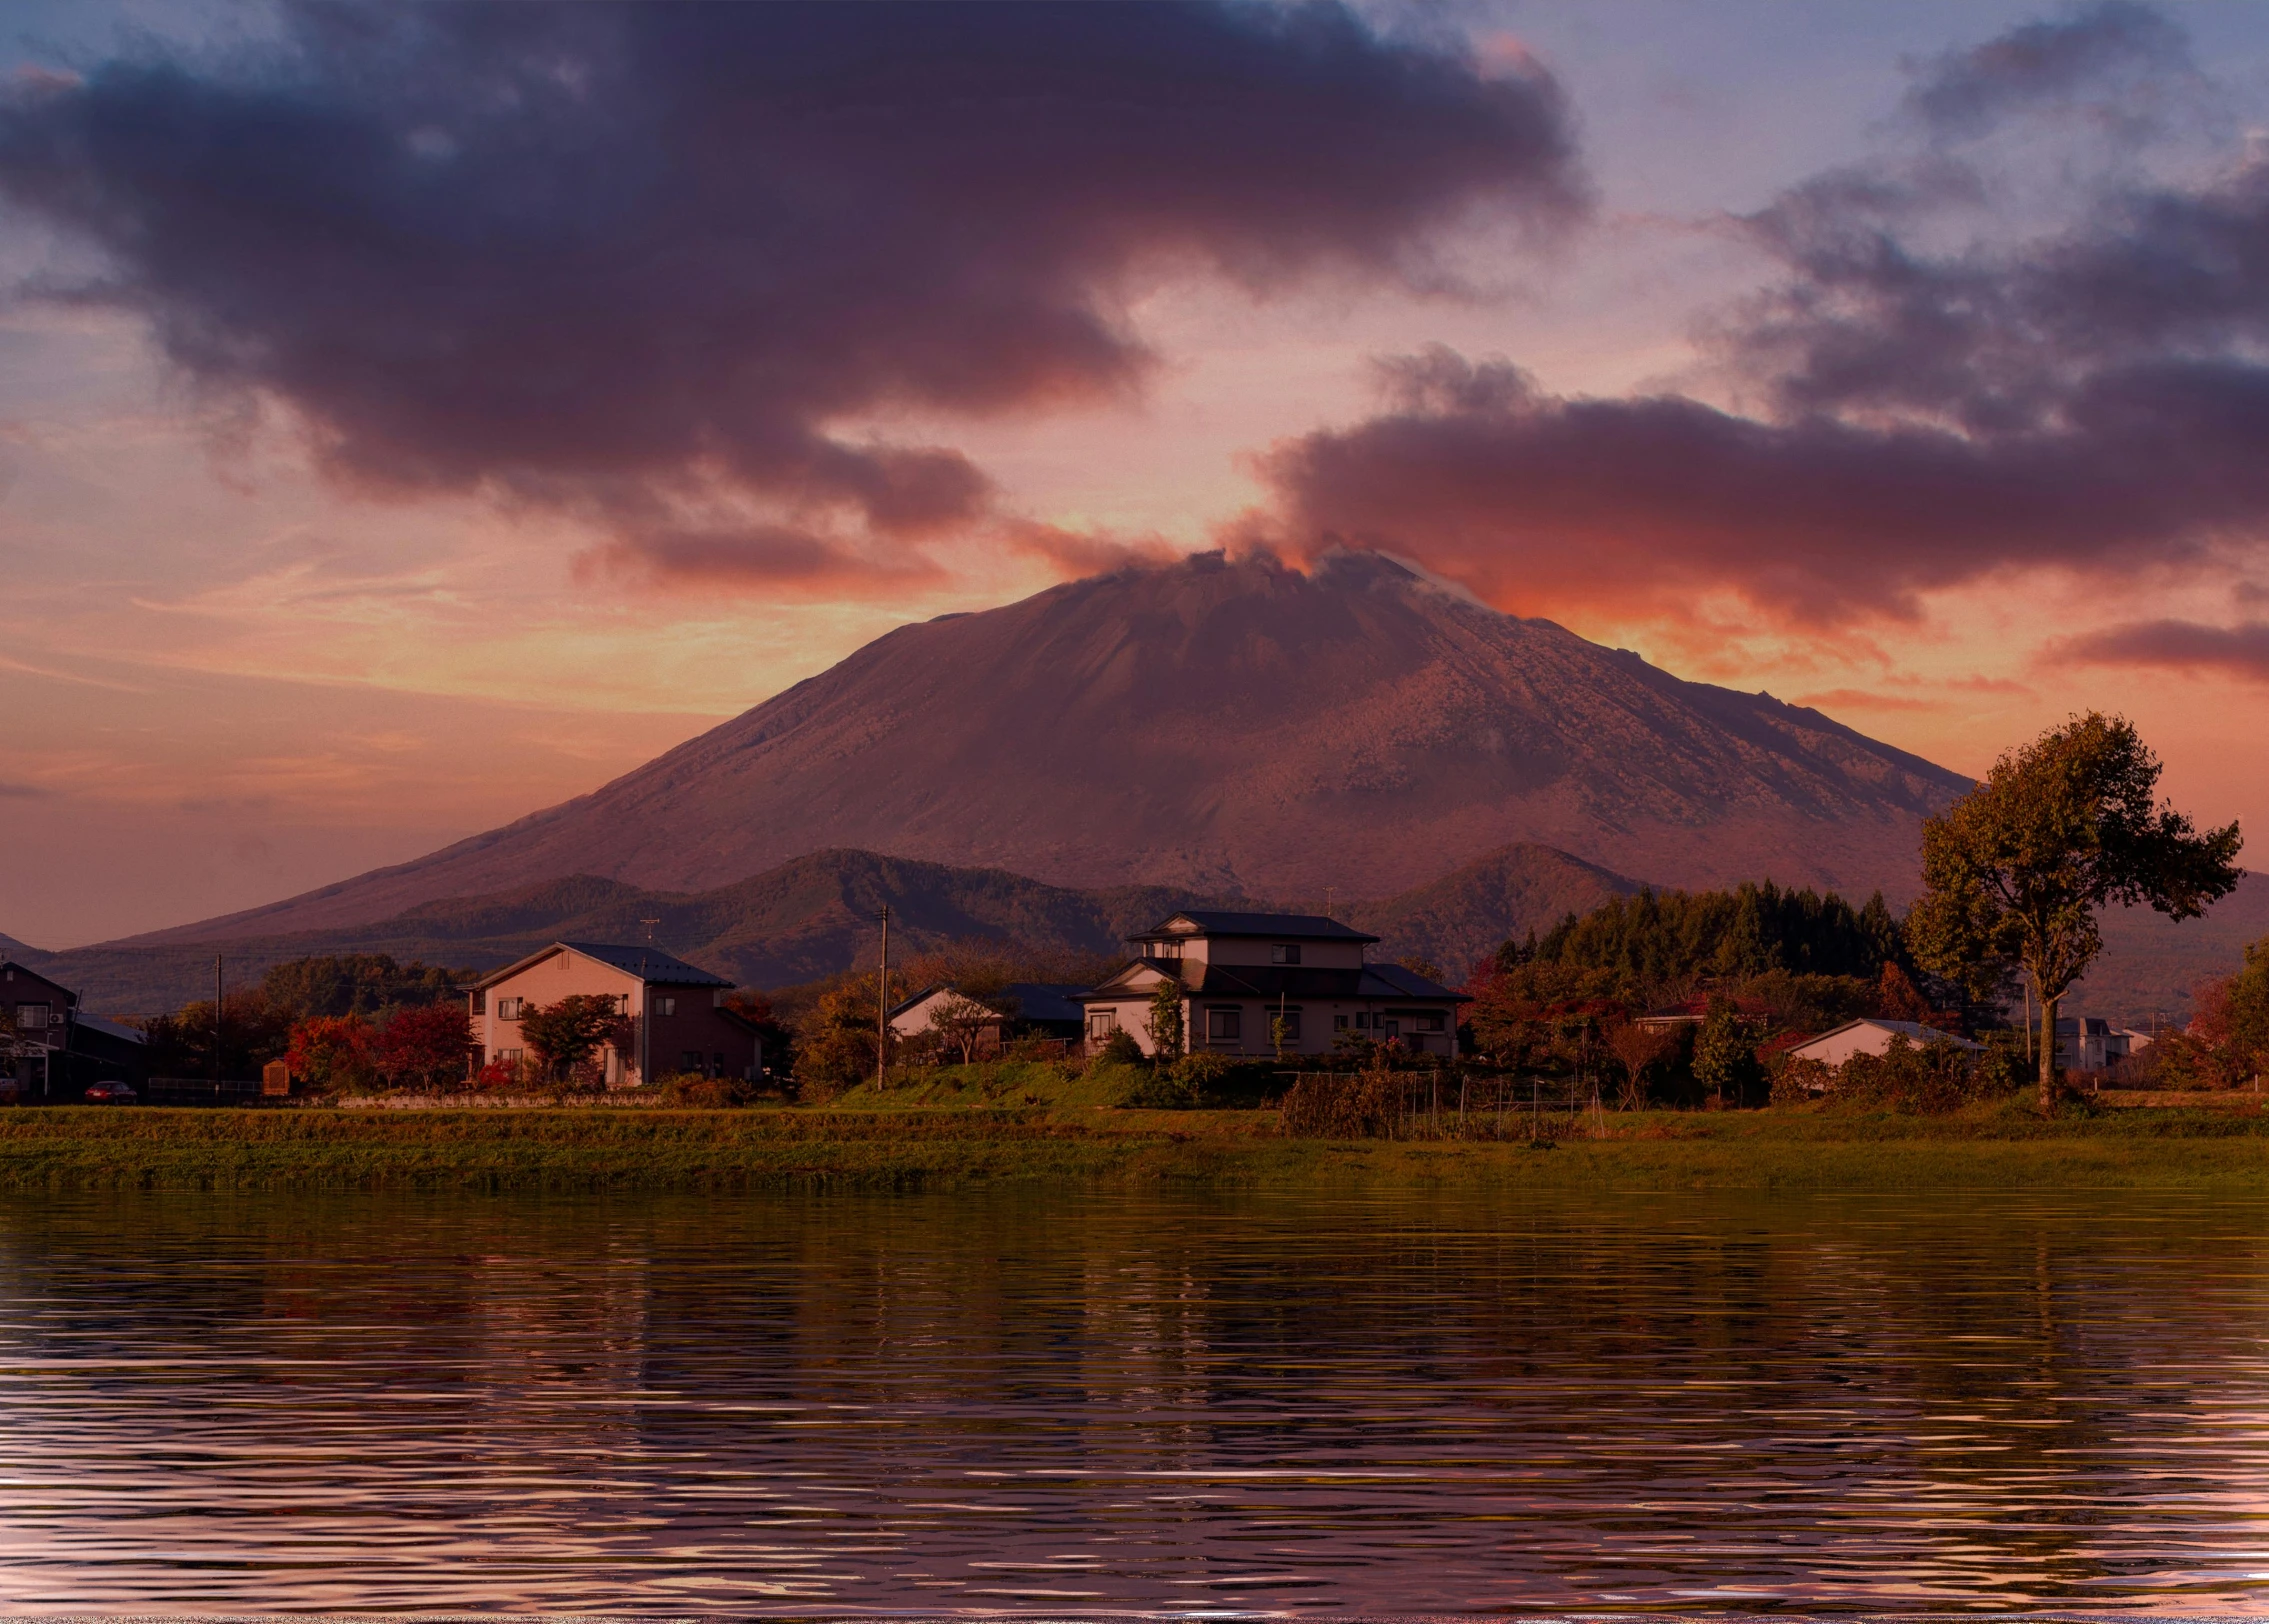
1078, 910, 1468, 1060
467, 941, 762, 1086
1788, 1018, 1983, 1068
887, 982, 1088, 1053
2053, 1016, 2129, 1070
3, 959, 148, 1101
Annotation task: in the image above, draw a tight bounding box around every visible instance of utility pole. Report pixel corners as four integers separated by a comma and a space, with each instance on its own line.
640, 917, 660, 945
213, 954, 223, 1084
876, 904, 892, 1091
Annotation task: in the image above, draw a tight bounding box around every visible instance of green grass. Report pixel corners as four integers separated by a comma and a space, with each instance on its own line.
7, 1083, 2269, 1192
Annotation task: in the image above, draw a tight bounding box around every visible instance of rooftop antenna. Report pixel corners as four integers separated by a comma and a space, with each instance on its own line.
1324, 887, 1335, 919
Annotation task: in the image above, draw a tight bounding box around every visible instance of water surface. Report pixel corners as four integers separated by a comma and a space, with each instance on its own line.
3, 1188, 2267, 1614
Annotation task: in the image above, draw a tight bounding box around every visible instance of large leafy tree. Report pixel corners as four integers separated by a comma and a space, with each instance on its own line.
1908, 713, 2241, 1112
520, 994, 631, 1085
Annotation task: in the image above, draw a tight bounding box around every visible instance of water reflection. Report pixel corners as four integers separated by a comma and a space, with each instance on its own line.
1, 1189, 2267, 1613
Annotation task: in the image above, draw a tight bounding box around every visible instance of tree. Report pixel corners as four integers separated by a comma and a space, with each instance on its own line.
375, 1002, 474, 1091
1692, 999, 1763, 1108
1908, 713, 2242, 1112
261, 954, 466, 1020
519, 994, 630, 1085
1146, 979, 1185, 1058
285, 1014, 378, 1093
927, 993, 999, 1066
1603, 1019, 1674, 1109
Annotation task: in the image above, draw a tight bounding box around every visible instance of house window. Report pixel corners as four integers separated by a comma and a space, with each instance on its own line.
713, 990, 726, 1009
681, 1050, 703, 1072
16, 1003, 51, 1031
1206, 1006, 1242, 1043
470, 991, 487, 1016
1334, 1014, 1349, 1030
497, 1048, 524, 1067
495, 997, 523, 1021
1414, 1012, 1447, 1034
1151, 940, 1182, 961
657, 996, 677, 1017
1086, 1009, 1118, 1041
1270, 944, 1301, 965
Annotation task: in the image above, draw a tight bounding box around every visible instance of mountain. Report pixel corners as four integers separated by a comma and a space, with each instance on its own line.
46, 844, 1643, 1013
1347, 843, 1644, 982
119, 550, 1970, 948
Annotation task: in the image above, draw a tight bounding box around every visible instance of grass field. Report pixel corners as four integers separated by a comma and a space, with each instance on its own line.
6, 1058, 2269, 1192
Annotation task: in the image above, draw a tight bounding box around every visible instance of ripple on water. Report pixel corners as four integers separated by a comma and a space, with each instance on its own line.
2, 1188, 2268, 1614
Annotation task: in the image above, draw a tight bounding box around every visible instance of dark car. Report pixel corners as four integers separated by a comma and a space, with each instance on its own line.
83, 1080, 138, 1105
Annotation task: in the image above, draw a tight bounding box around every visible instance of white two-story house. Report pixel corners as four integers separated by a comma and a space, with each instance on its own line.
1077, 910, 1467, 1060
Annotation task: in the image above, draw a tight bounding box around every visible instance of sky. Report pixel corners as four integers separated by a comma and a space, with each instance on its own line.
6, 0, 2269, 949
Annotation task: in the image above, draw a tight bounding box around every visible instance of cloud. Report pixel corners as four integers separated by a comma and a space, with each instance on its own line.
2059, 618, 2269, 681
0, 1, 1584, 576
575, 523, 944, 596
0, 780, 55, 799
1262, 7, 2269, 627
1900, 1, 2196, 140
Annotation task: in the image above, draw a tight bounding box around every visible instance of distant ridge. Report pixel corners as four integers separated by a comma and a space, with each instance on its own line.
116, 550, 1971, 947
45, 844, 1644, 1012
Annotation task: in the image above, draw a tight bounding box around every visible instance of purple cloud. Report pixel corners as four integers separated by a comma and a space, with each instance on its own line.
0, 2, 1582, 583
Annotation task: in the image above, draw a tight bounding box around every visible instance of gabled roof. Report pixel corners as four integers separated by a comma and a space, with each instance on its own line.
1790, 1017, 1982, 1056
1, 961, 76, 1005
471, 941, 732, 991
1133, 909, 1377, 944
889, 982, 1090, 1025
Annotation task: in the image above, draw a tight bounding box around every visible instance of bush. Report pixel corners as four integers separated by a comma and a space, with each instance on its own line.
1096, 1028, 1144, 1066
1116, 1069, 1198, 1109
1278, 1067, 1405, 1137
1826, 1034, 2024, 1114
657, 1072, 755, 1108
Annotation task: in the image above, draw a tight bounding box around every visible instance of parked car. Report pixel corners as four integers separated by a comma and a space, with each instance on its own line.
83, 1080, 138, 1105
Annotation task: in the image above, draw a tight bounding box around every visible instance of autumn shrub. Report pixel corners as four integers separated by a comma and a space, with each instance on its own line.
658, 1071, 755, 1108
1095, 1028, 1144, 1066
374, 1001, 474, 1091
1278, 1067, 1406, 1138
286, 1015, 379, 1094
1825, 1035, 2025, 1114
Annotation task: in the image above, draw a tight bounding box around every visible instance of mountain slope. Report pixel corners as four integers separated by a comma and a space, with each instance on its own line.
1346, 843, 1646, 983
120, 549, 1970, 946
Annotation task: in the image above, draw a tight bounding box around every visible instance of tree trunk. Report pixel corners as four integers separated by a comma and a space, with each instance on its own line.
2038, 984, 2058, 1114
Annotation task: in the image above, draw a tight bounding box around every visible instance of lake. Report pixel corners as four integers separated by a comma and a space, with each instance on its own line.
2, 1187, 2266, 1614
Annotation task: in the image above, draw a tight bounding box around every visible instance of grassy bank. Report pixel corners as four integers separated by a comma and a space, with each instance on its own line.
8, 1092, 2269, 1192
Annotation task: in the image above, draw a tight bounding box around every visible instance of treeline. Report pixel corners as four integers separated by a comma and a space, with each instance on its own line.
139, 953, 473, 1081
1471, 881, 1995, 1109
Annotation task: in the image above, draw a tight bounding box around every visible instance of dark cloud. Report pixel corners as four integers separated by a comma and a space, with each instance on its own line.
0, 0, 1582, 576
1901, 1, 2194, 140
2060, 619, 2269, 681
1264, 7, 2269, 627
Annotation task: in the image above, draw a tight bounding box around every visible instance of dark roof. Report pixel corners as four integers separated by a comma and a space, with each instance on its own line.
474, 941, 733, 990
1084, 960, 1467, 1003
999, 982, 1088, 1025
561, 941, 733, 987
889, 982, 1089, 1026
1133, 909, 1378, 944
